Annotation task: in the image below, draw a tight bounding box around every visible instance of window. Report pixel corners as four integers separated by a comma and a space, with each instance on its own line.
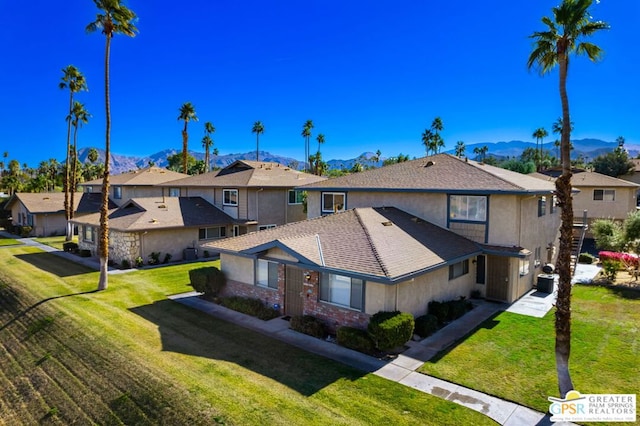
258, 224, 276, 231
256, 259, 279, 289
519, 255, 531, 276
198, 226, 226, 240
320, 273, 363, 310
113, 186, 122, 199
321, 192, 346, 214
538, 196, 546, 217
449, 195, 487, 222
83, 225, 95, 243
85, 186, 93, 193
168, 187, 180, 197
534, 246, 542, 268
593, 189, 615, 202
448, 259, 469, 280
550, 195, 557, 214
26, 214, 34, 227
223, 189, 238, 206
288, 189, 305, 205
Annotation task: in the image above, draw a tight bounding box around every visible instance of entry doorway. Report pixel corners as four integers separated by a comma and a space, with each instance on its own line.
285, 266, 304, 316
485, 255, 510, 302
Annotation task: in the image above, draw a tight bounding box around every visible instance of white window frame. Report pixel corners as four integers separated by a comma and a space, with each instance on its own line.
321, 192, 346, 214
83, 225, 95, 243
85, 186, 93, 193
258, 224, 276, 231
288, 189, 305, 205
223, 189, 239, 206
168, 187, 180, 197
448, 259, 469, 280
319, 273, 363, 310
198, 226, 226, 240
519, 255, 531, 276
113, 185, 122, 199
538, 196, 546, 217
449, 195, 487, 222
256, 259, 279, 289
593, 189, 615, 202
550, 195, 557, 214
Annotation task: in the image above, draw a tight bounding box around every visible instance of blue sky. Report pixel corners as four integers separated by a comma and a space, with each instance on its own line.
1, 0, 638, 167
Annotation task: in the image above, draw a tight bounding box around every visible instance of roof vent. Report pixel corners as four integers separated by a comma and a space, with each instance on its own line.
382, 221, 393, 227
425, 160, 435, 167
158, 204, 166, 209
150, 218, 158, 223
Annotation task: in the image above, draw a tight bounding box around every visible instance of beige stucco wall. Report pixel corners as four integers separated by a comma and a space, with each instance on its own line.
181, 187, 215, 204
573, 185, 637, 221
250, 189, 287, 226
265, 247, 298, 262
221, 253, 255, 284
139, 228, 201, 262
10, 202, 67, 237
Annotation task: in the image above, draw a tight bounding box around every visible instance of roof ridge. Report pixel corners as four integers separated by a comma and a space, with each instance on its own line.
464, 156, 528, 191
353, 208, 391, 278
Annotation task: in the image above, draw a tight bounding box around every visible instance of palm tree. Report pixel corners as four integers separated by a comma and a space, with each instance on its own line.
532, 127, 549, 170
178, 102, 198, 174
87, 0, 138, 291
68, 101, 91, 222
552, 117, 574, 162
301, 120, 314, 172
88, 147, 99, 163
431, 117, 444, 154
528, 0, 608, 397
59, 65, 88, 241
252, 121, 264, 161
313, 133, 325, 175
203, 121, 215, 172
421, 129, 433, 156
212, 147, 219, 171
455, 141, 466, 158
473, 145, 488, 162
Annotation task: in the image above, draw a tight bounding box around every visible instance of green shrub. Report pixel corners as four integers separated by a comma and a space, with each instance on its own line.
20, 226, 32, 237
470, 289, 481, 299
203, 250, 210, 258
135, 256, 144, 267
367, 311, 414, 351
79, 249, 91, 257
219, 296, 280, 320
447, 297, 472, 321
337, 326, 375, 354
601, 259, 622, 282
62, 242, 78, 253
121, 259, 131, 269
414, 314, 439, 338
290, 315, 326, 338
189, 266, 227, 297
148, 251, 161, 265
428, 301, 449, 324
578, 252, 595, 264
163, 253, 172, 264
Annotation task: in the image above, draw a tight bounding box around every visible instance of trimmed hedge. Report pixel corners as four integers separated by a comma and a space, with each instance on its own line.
414, 314, 439, 338
218, 296, 280, 320
428, 297, 472, 324
367, 311, 414, 351
189, 266, 226, 297
337, 326, 375, 354
290, 315, 326, 338
578, 252, 595, 264
63, 242, 78, 253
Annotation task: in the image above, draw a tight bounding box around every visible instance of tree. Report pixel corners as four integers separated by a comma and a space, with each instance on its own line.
212, 147, 219, 170
473, 145, 488, 162
431, 117, 444, 154
301, 120, 314, 172
202, 121, 215, 173
311, 133, 326, 175
455, 141, 465, 158
528, 0, 608, 397
421, 129, 433, 156
532, 127, 549, 171
177, 102, 198, 174
88, 147, 99, 163
68, 101, 91, 223
252, 121, 264, 162
59, 65, 88, 241
87, 0, 138, 291
592, 148, 634, 177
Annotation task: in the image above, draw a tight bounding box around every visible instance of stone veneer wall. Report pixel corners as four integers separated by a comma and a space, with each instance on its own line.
108, 230, 141, 265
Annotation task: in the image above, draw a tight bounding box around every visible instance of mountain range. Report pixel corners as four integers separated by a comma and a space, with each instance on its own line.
76, 138, 638, 175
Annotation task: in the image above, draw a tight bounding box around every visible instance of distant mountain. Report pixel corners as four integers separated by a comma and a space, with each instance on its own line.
76, 138, 634, 175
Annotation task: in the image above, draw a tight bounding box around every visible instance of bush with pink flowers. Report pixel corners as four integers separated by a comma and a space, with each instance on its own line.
598, 251, 639, 268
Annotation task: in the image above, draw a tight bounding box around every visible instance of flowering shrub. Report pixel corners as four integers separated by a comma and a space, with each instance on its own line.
598, 251, 639, 268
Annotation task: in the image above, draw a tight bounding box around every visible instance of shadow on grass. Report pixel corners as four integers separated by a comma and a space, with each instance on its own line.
426, 310, 503, 364
578, 281, 640, 300
15, 252, 94, 277
130, 300, 366, 396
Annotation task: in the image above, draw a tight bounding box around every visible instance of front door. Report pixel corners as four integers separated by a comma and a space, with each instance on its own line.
285, 266, 304, 316
485, 255, 510, 302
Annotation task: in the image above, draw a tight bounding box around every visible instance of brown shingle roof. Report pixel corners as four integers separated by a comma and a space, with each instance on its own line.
70, 197, 235, 232
299, 154, 555, 194
158, 160, 326, 188
530, 170, 640, 188
5, 192, 83, 214
80, 167, 189, 186
204, 207, 481, 282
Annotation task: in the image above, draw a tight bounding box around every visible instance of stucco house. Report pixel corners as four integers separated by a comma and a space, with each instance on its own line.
531, 169, 639, 232
79, 166, 189, 207
157, 160, 327, 235
4, 192, 109, 237
203, 206, 482, 331
298, 154, 561, 304
71, 196, 236, 266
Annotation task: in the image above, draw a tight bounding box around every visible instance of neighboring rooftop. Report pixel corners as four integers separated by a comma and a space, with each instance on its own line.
204, 206, 481, 283
80, 166, 189, 186
71, 197, 236, 231
530, 169, 640, 188
298, 154, 555, 194
159, 160, 326, 188
4, 192, 82, 213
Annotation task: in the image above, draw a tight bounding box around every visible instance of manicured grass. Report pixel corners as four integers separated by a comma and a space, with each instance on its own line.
420, 285, 639, 421
0, 236, 22, 246
33, 235, 77, 250
0, 246, 493, 425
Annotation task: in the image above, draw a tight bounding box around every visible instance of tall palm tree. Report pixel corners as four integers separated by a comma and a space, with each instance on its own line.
212, 147, 219, 171
552, 117, 574, 162
203, 121, 215, 172
532, 127, 549, 170
455, 141, 466, 158
313, 133, 325, 175
68, 101, 91, 222
86, 0, 138, 291
473, 145, 488, 162
421, 129, 433, 156
59, 65, 88, 241
528, 0, 608, 397
301, 120, 314, 172
252, 121, 264, 161
431, 117, 444, 154
178, 102, 198, 174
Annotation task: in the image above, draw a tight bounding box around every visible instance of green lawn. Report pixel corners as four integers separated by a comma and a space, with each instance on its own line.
0, 236, 22, 246
0, 246, 493, 425
33, 235, 77, 250
420, 284, 639, 423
